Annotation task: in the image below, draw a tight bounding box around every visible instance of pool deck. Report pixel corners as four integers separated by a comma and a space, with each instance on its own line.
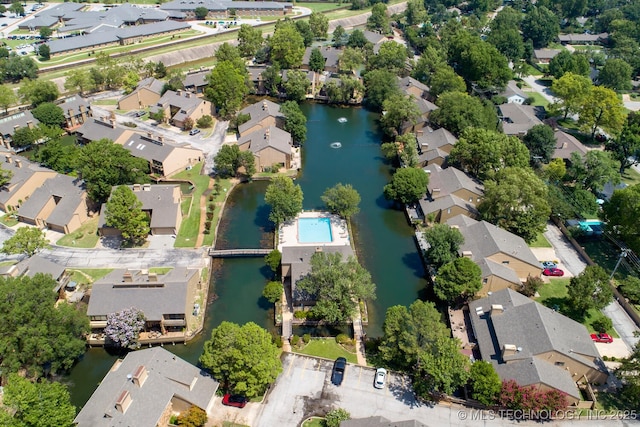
277, 211, 350, 251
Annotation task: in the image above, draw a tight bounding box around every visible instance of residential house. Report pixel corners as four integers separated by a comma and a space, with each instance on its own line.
302, 46, 341, 73
0, 111, 39, 150
118, 77, 166, 111
238, 126, 292, 172
0, 154, 56, 213
416, 127, 457, 167
397, 76, 430, 100
418, 164, 483, 223
282, 245, 355, 305
469, 288, 608, 406
98, 184, 182, 236
248, 66, 268, 95
281, 69, 316, 99
558, 33, 608, 45
151, 89, 213, 129
87, 267, 201, 335
363, 30, 387, 53
553, 130, 589, 161
446, 215, 541, 295
74, 347, 219, 427
183, 69, 210, 95
534, 49, 561, 65
119, 132, 202, 178
160, 0, 292, 19
17, 174, 89, 234
59, 95, 92, 132
75, 116, 133, 146
238, 99, 282, 137
401, 96, 438, 135
499, 103, 542, 136
0, 255, 69, 297
500, 80, 527, 104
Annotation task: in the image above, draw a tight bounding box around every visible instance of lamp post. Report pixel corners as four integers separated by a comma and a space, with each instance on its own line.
609, 249, 629, 280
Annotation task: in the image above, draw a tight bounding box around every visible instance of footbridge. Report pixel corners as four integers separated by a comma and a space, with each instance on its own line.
209, 248, 272, 258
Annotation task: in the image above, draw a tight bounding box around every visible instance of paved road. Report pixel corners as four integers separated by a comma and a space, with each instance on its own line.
544, 223, 640, 353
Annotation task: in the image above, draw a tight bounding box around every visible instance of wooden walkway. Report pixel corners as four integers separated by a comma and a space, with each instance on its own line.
352, 314, 367, 366
209, 248, 272, 257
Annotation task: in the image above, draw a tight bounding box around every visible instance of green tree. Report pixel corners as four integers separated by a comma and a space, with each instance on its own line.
77, 138, 149, 204
216, 43, 244, 67
105, 185, 150, 246
280, 100, 307, 144
332, 25, 347, 47
368, 41, 409, 74
607, 111, 640, 173
521, 6, 559, 48
448, 128, 529, 180
423, 223, 464, 269
429, 92, 498, 136
1, 226, 49, 256
363, 69, 401, 111
213, 144, 255, 178
603, 184, 640, 253
325, 408, 351, 427
338, 47, 365, 74
64, 69, 93, 95
262, 281, 283, 303
205, 61, 248, 118
397, 133, 419, 167
545, 158, 567, 183
616, 343, 640, 410
567, 265, 613, 315
269, 23, 305, 69
412, 46, 447, 84
0, 164, 12, 187
523, 124, 557, 164
194, 6, 208, 19
11, 126, 41, 148
237, 24, 263, 58
580, 83, 627, 139
380, 93, 421, 137
478, 167, 551, 242
0, 84, 17, 113
18, 79, 59, 107
429, 66, 466, 98
1, 55, 38, 82
325, 76, 364, 104
0, 274, 88, 377
196, 115, 213, 128
176, 406, 207, 427
486, 27, 525, 62
200, 321, 282, 396
31, 102, 65, 127
265, 249, 282, 274
8, 1, 23, 16
599, 58, 633, 91
469, 361, 501, 406
405, 0, 428, 25
262, 65, 282, 97
1, 374, 76, 427
548, 51, 590, 79
34, 139, 78, 174
309, 47, 325, 72
265, 176, 303, 225
38, 43, 50, 60
568, 150, 620, 194
309, 11, 329, 39
321, 183, 361, 219
620, 276, 640, 305
549, 72, 592, 120
367, 3, 390, 33
295, 20, 314, 47
448, 33, 511, 90
383, 167, 429, 205
297, 252, 376, 323
434, 257, 482, 303
282, 70, 311, 102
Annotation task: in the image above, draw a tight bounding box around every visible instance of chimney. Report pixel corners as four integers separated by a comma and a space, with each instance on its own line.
185, 92, 191, 98
432, 188, 440, 195
502, 344, 517, 359
5, 154, 12, 164
315, 247, 323, 252
122, 271, 133, 282
68, 108, 74, 119
14, 159, 22, 168
562, 142, 567, 149
264, 128, 270, 139
177, 89, 182, 96
133, 183, 141, 191
462, 250, 473, 259
109, 118, 116, 128
157, 135, 163, 143
262, 100, 267, 111
115, 390, 132, 414
27, 120, 34, 129
147, 132, 153, 139
490, 304, 504, 315
132, 365, 148, 387
142, 183, 151, 191
421, 142, 429, 149
148, 272, 157, 282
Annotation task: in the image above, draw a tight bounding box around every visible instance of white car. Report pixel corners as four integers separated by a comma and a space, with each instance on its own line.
374, 368, 387, 389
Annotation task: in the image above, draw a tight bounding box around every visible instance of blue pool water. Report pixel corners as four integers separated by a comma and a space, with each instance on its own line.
298, 217, 333, 243
579, 220, 604, 234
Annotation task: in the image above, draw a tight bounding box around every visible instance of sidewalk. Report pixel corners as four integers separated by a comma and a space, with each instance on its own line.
352, 313, 367, 366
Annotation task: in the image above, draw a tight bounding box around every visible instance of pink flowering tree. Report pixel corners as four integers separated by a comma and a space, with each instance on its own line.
104, 307, 146, 349
499, 380, 569, 416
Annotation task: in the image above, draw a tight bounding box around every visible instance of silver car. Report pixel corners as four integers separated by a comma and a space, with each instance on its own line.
374, 368, 387, 389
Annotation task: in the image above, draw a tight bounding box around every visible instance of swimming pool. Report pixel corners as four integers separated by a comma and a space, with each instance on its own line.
298, 217, 333, 243
579, 220, 604, 234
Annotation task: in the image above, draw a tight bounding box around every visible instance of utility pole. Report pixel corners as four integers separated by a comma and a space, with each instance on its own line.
610, 249, 629, 280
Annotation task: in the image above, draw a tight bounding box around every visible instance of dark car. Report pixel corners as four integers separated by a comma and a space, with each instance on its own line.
331, 357, 347, 386
543, 267, 564, 277
222, 394, 248, 408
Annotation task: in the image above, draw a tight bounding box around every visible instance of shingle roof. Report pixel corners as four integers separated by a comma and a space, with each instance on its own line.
534, 49, 561, 61
74, 347, 218, 427
0, 111, 39, 138
183, 70, 209, 89
558, 33, 608, 43
397, 76, 430, 97
499, 103, 542, 135
155, 89, 207, 122
302, 46, 341, 69
160, 0, 287, 12
238, 99, 282, 134
501, 80, 526, 101
15, 254, 65, 280
418, 194, 478, 217
424, 164, 483, 199
121, 132, 197, 164
553, 130, 589, 160
417, 128, 457, 164
0, 154, 54, 206
18, 174, 86, 228
59, 95, 91, 119
477, 258, 520, 284
238, 125, 291, 156
87, 267, 196, 321
363, 30, 386, 45
75, 118, 129, 143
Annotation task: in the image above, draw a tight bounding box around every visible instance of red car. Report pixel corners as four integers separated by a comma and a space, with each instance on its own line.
543, 268, 564, 277
222, 394, 248, 408
591, 333, 614, 343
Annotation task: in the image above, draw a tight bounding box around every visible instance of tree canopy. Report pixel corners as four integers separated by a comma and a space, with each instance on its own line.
523, 124, 557, 164
549, 72, 592, 120
423, 223, 464, 269
607, 111, 640, 173
237, 24, 263, 58
567, 150, 620, 194
579, 86, 627, 139
598, 58, 633, 91
17, 79, 59, 107
469, 361, 501, 406
31, 102, 65, 127
1, 226, 49, 257
383, 167, 429, 205
269, 23, 305, 69
200, 321, 282, 396
567, 265, 613, 315
321, 183, 361, 219
434, 257, 482, 303
603, 184, 640, 253
280, 101, 307, 144
309, 11, 329, 39
521, 6, 560, 48
213, 144, 255, 178
282, 69, 311, 102
363, 69, 401, 111
206, 60, 248, 118
548, 51, 590, 79
429, 92, 498, 136
297, 252, 376, 323
105, 185, 150, 246
447, 32, 511, 90
380, 93, 421, 137
264, 176, 303, 225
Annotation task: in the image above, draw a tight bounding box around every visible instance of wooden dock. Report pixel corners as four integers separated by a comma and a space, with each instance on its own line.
209, 248, 272, 257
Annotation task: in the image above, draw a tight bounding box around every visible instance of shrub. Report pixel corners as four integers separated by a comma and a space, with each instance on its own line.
104, 307, 145, 349
204, 220, 211, 229
291, 335, 300, 346
325, 408, 350, 427
206, 211, 214, 220
197, 115, 214, 128
303, 333, 311, 344
262, 281, 283, 303
520, 276, 544, 297
524, 96, 536, 105
336, 334, 350, 345
208, 194, 215, 202
208, 203, 215, 211
123, 121, 137, 128
491, 95, 507, 105
183, 117, 195, 131
274, 335, 283, 348
592, 317, 612, 333
294, 310, 308, 319
176, 405, 207, 427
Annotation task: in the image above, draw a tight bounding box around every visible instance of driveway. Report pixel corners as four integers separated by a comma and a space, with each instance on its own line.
522, 75, 557, 105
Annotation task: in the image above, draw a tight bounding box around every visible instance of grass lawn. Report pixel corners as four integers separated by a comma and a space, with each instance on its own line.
202, 178, 233, 247
173, 163, 211, 247
0, 260, 16, 267
303, 2, 348, 12
621, 167, 640, 186
302, 418, 325, 427
527, 91, 549, 108
67, 268, 113, 288
0, 213, 18, 227
149, 267, 173, 274
536, 278, 619, 337
530, 232, 552, 248
293, 338, 358, 364
222, 423, 250, 427
56, 217, 99, 248
92, 99, 118, 106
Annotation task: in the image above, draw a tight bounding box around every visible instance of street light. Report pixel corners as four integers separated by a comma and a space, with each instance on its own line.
609, 249, 629, 280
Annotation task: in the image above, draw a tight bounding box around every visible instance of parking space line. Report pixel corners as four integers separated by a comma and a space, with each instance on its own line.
358, 366, 362, 384
285, 356, 295, 376
300, 357, 308, 379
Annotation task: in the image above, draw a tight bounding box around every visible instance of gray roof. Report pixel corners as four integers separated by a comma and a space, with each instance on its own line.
0, 111, 39, 138
74, 347, 218, 427
248, 66, 267, 82
468, 288, 604, 399
302, 46, 341, 69
534, 48, 561, 61
76, 117, 127, 143
238, 125, 291, 156
477, 258, 520, 284
19, 15, 59, 29
87, 267, 197, 321
160, 0, 288, 12
59, 95, 91, 119
18, 174, 86, 228
418, 194, 478, 218
134, 77, 165, 96
499, 103, 542, 135
183, 70, 209, 89
424, 164, 483, 199
15, 254, 65, 280
0, 154, 54, 206
553, 130, 589, 160
238, 99, 282, 134
397, 76, 429, 98
413, 97, 437, 115
154, 89, 207, 123
121, 132, 198, 164
446, 214, 541, 270
363, 30, 386, 45
417, 128, 457, 164
501, 80, 526, 101
558, 33, 608, 43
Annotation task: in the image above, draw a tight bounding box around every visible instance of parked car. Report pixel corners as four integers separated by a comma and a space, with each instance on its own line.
374, 368, 387, 389
541, 261, 557, 269
543, 267, 564, 277
189, 128, 200, 135
331, 357, 346, 386
591, 333, 613, 343
222, 394, 248, 408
